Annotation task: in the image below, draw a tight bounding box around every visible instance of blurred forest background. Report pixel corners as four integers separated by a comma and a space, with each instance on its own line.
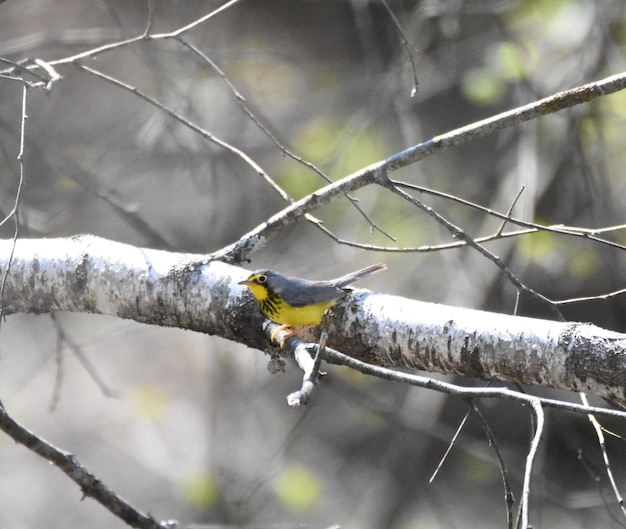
1, 1, 626, 528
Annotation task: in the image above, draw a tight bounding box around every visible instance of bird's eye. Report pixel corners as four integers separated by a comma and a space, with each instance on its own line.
257, 274, 267, 283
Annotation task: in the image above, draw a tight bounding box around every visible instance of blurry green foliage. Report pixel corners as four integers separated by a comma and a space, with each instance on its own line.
567, 246, 598, 278
180, 472, 220, 510
277, 116, 389, 198
495, 42, 527, 81
273, 465, 321, 511
518, 231, 557, 266
462, 68, 507, 106
459, 452, 499, 486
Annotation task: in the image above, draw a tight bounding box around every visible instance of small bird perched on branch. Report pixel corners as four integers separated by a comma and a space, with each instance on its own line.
238, 263, 386, 341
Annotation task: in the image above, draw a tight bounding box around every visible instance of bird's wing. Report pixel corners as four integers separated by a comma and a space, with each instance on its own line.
280, 278, 343, 307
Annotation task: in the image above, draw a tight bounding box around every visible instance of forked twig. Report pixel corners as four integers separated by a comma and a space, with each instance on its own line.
430, 402, 514, 529
495, 185, 525, 237
287, 331, 328, 407
385, 179, 564, 320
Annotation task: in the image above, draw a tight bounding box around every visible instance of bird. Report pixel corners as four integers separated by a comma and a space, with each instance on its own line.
238, 263, 386, 342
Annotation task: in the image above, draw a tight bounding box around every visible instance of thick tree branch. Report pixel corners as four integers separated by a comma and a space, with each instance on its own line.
2, 236, 626, 404
327, 292, 626, 404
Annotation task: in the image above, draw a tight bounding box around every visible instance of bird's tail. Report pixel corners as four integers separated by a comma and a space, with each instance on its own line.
333, 263, 387, 288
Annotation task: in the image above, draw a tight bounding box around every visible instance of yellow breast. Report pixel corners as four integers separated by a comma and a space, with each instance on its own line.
247, 282, 336, 326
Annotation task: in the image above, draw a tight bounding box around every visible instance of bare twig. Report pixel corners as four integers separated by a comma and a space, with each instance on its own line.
580, 392, 626, 520
385, 180, 565, 320
470, 402, 515, 529
76, 63, 291, 204
31, 58, 63, 90
316, 346, 626, 528
319, 347, 626, 424
384, 72, 626, 172
429, 409, 470, 483
207, 162, 389, 263
0, 85, 27, 326
6, 0, 243, 71
555, 288, 626, 306
381, 0, 420, 96
392, 180, 626, 253
287, 331, 328, 407
577, 448, 626, 526
142, 0, 156, 38
49, 314, 118, 411
519, 398, 544, 529
299, 179, 626, 261
495, 186, 525, 237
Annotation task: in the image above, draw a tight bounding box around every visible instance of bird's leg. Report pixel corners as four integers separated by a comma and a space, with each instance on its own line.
270, 324, 295, 346
270, 324, 316, 347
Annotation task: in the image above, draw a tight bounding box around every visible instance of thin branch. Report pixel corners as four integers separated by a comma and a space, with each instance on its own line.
381, 0, 420, 96
142, 0, 156, 38
429, 409, 470, 483
287, 331, 328, 407
0, 57, 49, 83
554, 288, 626, 306
496, 185, 525, 237
470, 402, 515, 529
0, 400, 166, 529
393, 180, 626, 253
31, 58, 63, 91
49, 314, 118, 410
384, 72, 626, 172
76, 63, 291, 204
385, 180, 565, 320
318, 346, 626, 422
0, 58, 56, 89
300, 179, 626, 259
15, 1, 243, 70
207, 162, 389, 263
154, 0, 243, 38
580, 392, 626, 520
0, 85, 27, 326
520, 398, 544, 529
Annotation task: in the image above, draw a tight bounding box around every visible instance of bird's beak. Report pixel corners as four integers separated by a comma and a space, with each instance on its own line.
238, 279, 251, 286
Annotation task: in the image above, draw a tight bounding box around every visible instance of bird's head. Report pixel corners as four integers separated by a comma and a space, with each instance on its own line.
238, 269, 285, 301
